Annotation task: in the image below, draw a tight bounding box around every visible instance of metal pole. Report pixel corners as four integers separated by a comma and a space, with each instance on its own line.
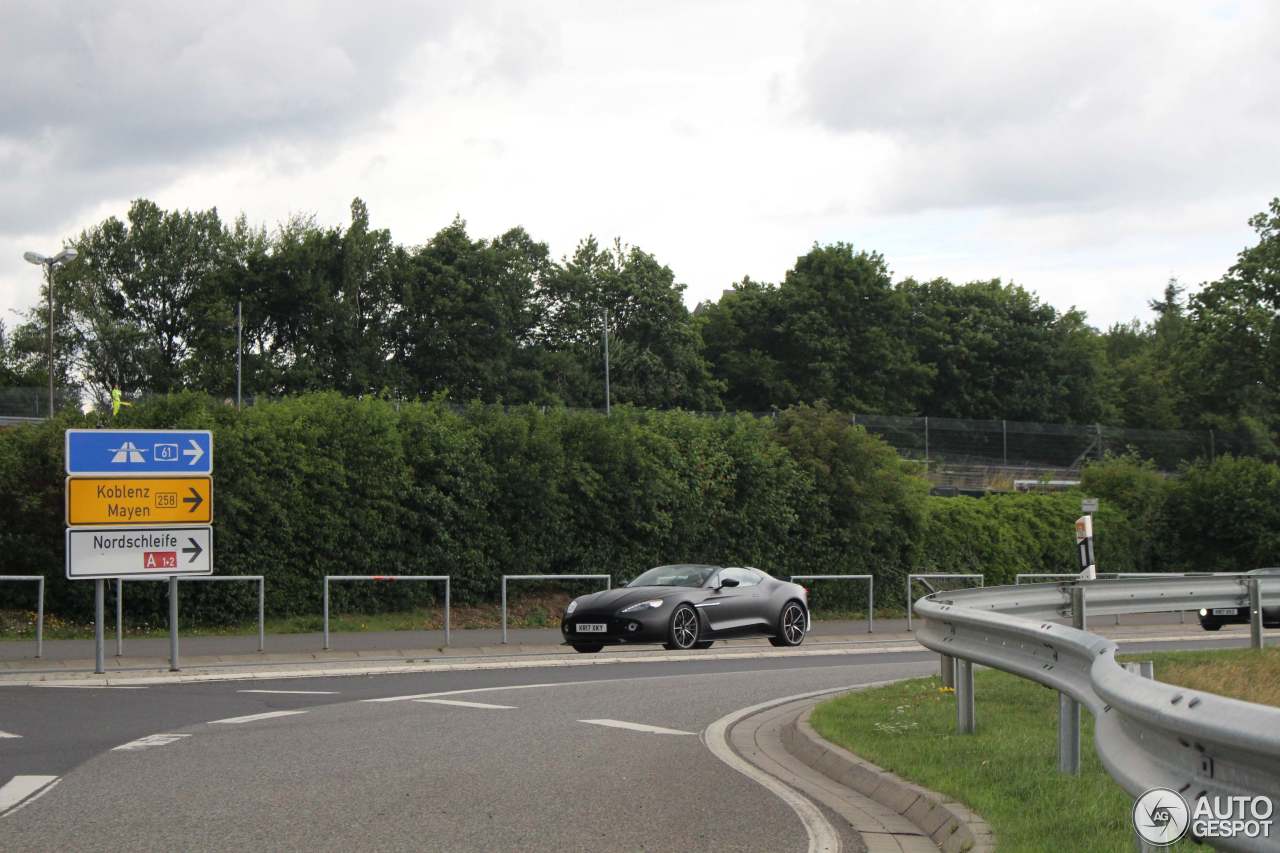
116, 578, 123, 656
46, 263, 54, 416
168, 576, 179, 672
94, 579, 105, 674
257, 578, 265, 652
1138, 660, 1154, 680
322, 577, 330, 650
955, 659, 975, 734
1002, 419, 1007, 466
906, 576, 912, 631
444, 578, 451, 646
236, 299, 243, 411
602, 308, 610, 416
923, 416, 929, 467
940, 653, 955, 688
1057, 583, 1086, 772
35, 577, 44, 659
868, 578, 874, 634
1058, 692, 1080, 774
501, 577, 508, 644
1249, 577, 1264, 650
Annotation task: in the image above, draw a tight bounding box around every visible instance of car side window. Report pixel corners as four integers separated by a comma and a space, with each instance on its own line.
724, 567, 760, 588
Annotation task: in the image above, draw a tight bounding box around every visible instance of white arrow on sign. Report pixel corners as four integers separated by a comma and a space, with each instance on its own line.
183, 439, 204, 466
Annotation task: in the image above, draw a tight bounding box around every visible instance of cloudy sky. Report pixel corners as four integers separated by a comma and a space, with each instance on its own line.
2, 0, 1278, 330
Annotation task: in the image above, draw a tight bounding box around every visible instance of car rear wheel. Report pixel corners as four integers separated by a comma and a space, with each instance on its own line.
769, 601, 807, 647
573, 643, 604, 653
1200, 622, 1221, 632
663, 605, 699, 650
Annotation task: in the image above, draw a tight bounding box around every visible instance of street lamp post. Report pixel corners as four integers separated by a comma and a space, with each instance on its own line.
23, 248, 77, 417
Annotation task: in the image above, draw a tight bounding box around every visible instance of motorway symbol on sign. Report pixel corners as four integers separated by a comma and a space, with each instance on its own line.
65, 526, 213, 579
65, 477, 212, 525
65, 429, 213, 476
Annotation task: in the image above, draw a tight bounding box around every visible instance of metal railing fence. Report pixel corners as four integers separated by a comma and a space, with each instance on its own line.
114, 575, 265, 656
501, 574, 611, 644
0, 575, 44, 658
790, 575, 874, 633
323, 575, 450, 649
905, 573, 983, 631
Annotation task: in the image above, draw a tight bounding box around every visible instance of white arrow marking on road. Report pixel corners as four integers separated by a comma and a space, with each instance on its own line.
0, 730, 20, 739
0, 776, 59, 815
113, 733, 191, 752
210, 710, 308, 725
578, 718, 695, 736
414, 699, 516, 710
237, 689, 337, 695
183, 439, 204, 466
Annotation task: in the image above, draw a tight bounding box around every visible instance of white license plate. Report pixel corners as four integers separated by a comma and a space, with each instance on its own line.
576, 623, 607, 633
1212, 608, 1238, 616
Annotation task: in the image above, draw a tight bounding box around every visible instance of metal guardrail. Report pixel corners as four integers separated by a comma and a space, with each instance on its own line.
501, 574, 611, 644
0, 575, 44, 658
790, 574, 874, 633
914, 575, 1280, 852
905, 573, 983, 631
323, 575, 450, 649
114, 576, 265, 657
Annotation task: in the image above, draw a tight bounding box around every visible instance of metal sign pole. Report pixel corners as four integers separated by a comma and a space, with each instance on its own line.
168, 576, 180, 672
1250, 577, 1265, 650
94, 579, 105, 674
116, 579, 124, 656
257, 578, 265, 652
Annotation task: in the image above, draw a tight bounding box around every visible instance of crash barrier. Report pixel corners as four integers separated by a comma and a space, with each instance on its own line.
0, 575, 44, 658
114, 575, 265, 659
905, 573, 983, 631
501, 574, 611, 644
789, 574, 874, 633
323, 575, 450, 649
914, 575, 1280, 852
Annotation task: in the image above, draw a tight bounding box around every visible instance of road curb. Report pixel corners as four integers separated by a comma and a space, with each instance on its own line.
783, 702, 996, 853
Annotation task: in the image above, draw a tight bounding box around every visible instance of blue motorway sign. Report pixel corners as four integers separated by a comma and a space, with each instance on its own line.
65, 429, 213, 476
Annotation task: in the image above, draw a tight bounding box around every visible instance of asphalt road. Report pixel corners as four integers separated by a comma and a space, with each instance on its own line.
0, 635, 1258, 852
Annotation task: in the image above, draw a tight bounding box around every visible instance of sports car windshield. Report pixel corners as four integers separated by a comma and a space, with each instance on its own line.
627, 565, 718, 588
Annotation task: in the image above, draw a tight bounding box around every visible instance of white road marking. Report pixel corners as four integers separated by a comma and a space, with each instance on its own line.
112, 733, 191, 752
415, 699, 517, 710
579, 718, 695, 736
703, 686, 873, 853
0, 776, 60, 816
364, 680, 581, 703
0, 730, 21, 739
210, 710, 308, 725
237, 689, 337, 695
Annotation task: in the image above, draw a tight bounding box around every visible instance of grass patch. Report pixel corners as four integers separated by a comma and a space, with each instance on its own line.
810, 666, 1207, 852
1120, 647, 1280, 707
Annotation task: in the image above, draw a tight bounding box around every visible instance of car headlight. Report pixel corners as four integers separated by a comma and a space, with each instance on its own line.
620, 599, 665, 613
1199, 608, 1207, 616
567, 599, 579, 615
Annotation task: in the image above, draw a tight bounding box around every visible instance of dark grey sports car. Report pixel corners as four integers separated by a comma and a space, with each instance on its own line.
1198, 567, 1280, 630
560, 564, 809, 653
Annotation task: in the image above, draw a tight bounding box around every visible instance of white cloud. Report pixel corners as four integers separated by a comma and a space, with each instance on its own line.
1, 0, 1277, 344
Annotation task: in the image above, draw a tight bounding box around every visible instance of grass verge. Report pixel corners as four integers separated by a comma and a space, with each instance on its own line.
807, 648, 1272, 852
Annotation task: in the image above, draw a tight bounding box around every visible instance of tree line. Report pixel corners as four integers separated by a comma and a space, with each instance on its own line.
2, 196, 1276, 451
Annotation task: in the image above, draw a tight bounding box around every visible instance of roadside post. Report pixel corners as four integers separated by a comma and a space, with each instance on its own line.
1075, 514, 1096, 580
64, 429, 214, 672
1249, 576, 1264, 649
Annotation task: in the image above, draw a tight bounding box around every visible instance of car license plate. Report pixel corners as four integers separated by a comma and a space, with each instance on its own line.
576, 623, 607, 633
1212, 608, 1237, 616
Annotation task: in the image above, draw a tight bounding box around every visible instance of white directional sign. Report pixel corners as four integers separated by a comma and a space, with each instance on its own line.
65, 526, 213, 580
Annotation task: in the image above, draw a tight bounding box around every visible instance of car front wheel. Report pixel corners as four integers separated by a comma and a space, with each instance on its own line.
769, 601, 807, 647
663, 605, 699, 650
573, 643, 604, 653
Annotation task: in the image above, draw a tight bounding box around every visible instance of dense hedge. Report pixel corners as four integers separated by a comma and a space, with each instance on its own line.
1, 395, 1274, 625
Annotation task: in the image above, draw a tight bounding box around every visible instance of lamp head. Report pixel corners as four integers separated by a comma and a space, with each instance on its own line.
23, 251, 48, 266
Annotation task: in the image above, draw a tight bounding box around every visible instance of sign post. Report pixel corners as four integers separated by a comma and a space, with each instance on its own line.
65, 429, 214, 673
1075, 515, 1096, 580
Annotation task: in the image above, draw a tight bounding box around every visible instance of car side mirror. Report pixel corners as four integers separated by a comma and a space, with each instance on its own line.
719, 578, 740, 589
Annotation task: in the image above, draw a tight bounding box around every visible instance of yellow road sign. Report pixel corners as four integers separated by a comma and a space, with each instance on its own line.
66, 477, 213, 526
